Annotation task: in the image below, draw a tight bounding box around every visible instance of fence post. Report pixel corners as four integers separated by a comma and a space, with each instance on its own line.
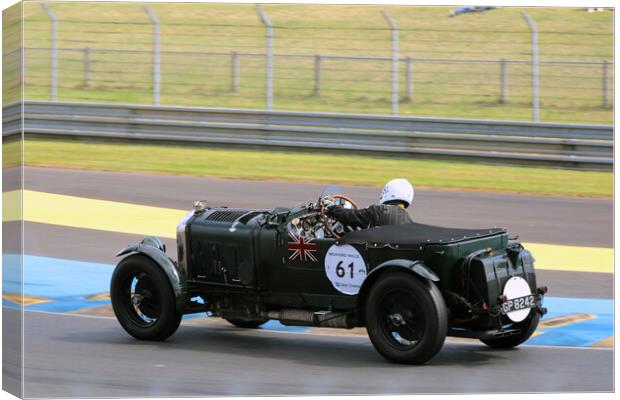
231, 51, 239, 92
314, 54, 322, 95
602, 60, 609, 108
405, 57, 413, 101
382, 10, 399, 116
144, 5, 161, 105
83, 47, 91, 87
257, 5, 273, 110
522, 12, 540, 122
41, 3, 58, 101
500, 58, 508, 103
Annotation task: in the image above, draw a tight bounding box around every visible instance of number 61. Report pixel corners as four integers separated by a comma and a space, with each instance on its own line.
336, 260, 354, 279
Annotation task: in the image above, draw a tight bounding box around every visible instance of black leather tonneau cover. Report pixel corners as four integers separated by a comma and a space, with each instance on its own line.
339, 222, 505, 247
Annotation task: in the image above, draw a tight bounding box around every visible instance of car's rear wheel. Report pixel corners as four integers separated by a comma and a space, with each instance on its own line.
224, 317, 269, 329
111, 254, 182, 341
365, 271, 448, 364
480, 311, 540, 349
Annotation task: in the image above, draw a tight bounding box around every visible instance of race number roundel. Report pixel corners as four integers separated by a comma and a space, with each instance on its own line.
503, 276, 533, 323
324, 244, 367, 295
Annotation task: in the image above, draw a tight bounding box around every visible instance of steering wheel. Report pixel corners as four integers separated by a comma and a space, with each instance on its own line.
320, 194, 358, 239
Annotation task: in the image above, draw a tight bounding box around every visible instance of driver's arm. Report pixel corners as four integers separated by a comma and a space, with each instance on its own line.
326, 205, 382, 229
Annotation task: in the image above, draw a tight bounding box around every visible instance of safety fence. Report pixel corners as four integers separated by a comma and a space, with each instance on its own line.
3, 101, 613, 170
2, 3, 614, 125
11, 46, 615, 107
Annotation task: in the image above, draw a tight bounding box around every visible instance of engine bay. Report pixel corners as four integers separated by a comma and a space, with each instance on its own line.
287, 194, 356, 240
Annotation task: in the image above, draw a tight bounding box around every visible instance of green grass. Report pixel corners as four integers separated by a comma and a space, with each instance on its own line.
5, 4, 613, 198
3, 138, 21, 168
22, 139, 612, 198
5, 4, 613, 124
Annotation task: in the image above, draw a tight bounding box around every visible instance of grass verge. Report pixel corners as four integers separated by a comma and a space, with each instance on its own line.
19, 139, 613, 198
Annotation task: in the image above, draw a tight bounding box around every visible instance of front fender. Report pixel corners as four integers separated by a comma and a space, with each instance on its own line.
116, 237, 186, 312
355, 259, 439, 325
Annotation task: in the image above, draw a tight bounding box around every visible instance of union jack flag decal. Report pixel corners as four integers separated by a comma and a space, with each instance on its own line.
287, 232, 318, 262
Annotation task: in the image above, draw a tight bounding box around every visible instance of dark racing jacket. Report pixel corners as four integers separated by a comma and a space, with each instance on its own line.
327, 204, 412, 230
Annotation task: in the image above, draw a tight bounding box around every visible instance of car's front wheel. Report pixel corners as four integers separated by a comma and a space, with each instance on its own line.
365, 271, 448, 364
111, 254, 182, 341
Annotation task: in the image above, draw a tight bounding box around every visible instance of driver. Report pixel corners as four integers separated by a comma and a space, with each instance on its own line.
325, 178, 414, 230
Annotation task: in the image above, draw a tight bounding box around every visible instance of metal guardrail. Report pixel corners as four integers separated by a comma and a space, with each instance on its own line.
3, 101, 613, 170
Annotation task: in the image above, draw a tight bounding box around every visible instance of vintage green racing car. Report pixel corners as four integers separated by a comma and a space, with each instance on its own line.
111, 186, 548, 364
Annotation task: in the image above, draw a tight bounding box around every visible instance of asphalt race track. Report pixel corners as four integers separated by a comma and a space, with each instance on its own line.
20, 166, 615, 298
15, 309, 612, 397
24, 167, 612, 247
3, 166, 614, 396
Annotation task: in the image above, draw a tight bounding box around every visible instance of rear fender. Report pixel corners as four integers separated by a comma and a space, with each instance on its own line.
117, 237, 186, 312
371, 259, 440, 282
355, 259, 439, 325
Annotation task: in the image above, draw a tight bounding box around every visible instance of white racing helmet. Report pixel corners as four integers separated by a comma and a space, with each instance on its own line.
379, 178, 414, 208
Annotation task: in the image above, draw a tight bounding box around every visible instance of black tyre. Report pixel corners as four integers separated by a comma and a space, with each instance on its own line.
110, 254, 182, 341
365, 271, 448, 364
480, 311, 540, 349
224, 317, 269, 329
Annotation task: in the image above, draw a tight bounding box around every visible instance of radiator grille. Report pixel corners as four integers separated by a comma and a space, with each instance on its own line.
204, 210, 248, 223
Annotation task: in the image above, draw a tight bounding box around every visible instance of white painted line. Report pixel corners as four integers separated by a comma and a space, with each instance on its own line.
20, 308, 116, 320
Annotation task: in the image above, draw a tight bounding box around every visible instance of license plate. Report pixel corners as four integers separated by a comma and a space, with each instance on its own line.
501, 294, 535, 314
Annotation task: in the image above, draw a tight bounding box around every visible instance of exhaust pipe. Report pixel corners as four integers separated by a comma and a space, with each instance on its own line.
265, 309, 353, 328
